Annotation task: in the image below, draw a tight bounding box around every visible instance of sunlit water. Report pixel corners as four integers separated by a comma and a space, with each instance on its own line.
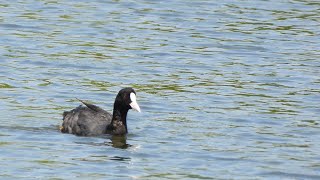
0, 0, 319, 179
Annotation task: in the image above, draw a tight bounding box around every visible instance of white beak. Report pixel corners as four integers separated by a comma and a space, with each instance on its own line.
129, 93, 141, 112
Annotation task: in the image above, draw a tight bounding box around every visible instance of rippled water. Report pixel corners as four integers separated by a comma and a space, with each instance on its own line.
1, 0, 320, 179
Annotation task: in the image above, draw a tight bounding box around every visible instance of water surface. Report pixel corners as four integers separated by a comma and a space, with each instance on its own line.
0, 0, 319, 179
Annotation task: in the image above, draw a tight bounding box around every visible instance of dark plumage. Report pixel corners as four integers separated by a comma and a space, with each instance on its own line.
61, 88, 141, 136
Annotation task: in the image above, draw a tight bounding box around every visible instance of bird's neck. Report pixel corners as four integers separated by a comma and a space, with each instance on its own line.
110, 107, 129, 134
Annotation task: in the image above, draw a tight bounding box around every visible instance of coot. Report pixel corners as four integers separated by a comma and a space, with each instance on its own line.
61, 88, 140, 136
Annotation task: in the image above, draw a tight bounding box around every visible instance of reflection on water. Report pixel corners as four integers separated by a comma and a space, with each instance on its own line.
109, 156, 131, 162
73, 135, 131, 149
0, 0, 319, 179
109, 135, 131, 149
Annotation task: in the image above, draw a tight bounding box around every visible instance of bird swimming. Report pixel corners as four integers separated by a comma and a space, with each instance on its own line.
61, 87, 141, 136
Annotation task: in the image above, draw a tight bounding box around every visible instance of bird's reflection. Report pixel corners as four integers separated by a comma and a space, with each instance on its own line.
74, 134, 131, 149
108, 135, 131, 149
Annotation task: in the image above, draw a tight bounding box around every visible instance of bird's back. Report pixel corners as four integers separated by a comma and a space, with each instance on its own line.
61, 105, 112, 136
